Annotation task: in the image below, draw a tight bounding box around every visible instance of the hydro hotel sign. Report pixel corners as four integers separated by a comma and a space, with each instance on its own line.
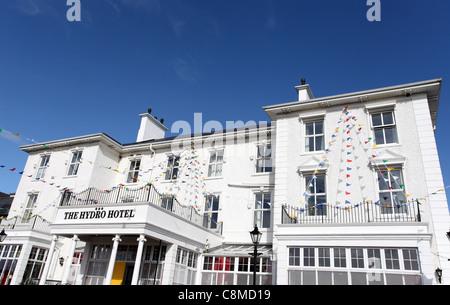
54, 205, 147, 225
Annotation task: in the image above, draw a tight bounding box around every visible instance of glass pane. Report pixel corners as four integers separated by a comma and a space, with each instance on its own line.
318, 271, 332, 285
384, 127, 398, 144
315, 136, 324, 151
262, 211, 270, 228
372, 114, 382, 126
288, 270, 302, 285
303, 271, 316, 285
315, 121, 324, 134
305, 123, 314, 135
351, 272, 367, 285
382, 112, 394, 125
209, 151, 217, 163
374, 129, 385, 145
368, 272, 384, 285
216, 150, 224, 162
378, 172, 390, 190
215, 163, 223, 176
334, 272, 348, 285
385, 274, 403, 285
255, 194, 262, 209
208, 165, 215, 177
316, 175, 325, 193
263, 194, 271, 209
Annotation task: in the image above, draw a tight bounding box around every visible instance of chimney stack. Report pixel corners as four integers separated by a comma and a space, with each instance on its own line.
136, 109, 168, 142
295, 78, 314, 101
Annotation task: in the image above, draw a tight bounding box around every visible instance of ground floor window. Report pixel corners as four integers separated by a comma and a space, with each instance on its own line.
0, 244, 22, 285
85, 244, 111, 285
287, 247, 421, 285
22, 246, 49, 285
173, 247, 198, 285
202, 256, 272, 285
140, 244, 166, 285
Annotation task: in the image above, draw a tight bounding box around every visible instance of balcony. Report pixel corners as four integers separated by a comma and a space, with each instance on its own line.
58, 183, 222, 234
282, 199, 422, 225
1, 215, 51, 235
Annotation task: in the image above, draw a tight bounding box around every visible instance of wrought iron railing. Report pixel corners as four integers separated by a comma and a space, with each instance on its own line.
59, 183, 223, 234
282, 200, 422, 224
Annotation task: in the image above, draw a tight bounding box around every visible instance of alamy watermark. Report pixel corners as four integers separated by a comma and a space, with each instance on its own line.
66, 1, 381, 23
169, 113, 272, 158
66, 0, 81, 22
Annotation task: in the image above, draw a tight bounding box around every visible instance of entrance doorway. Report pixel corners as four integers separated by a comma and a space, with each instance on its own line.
123, 264, 134, 285
111, 262, 134, 285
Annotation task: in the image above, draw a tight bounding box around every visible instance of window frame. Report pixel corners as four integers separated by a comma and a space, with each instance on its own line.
304, 120, 325, 153
35, 155, 50, 180
67, 151, 83, 176
22, 193, 38, 223
203, 194, 220, 229
165, 155, 180, 181
370, 110, 399, 145
255, 144, 272, 173
304, 173, 327, 217
208, 149, 224, 177
376, 167, 408, 215
127, 159, 141, 183
254, 192, 272, 229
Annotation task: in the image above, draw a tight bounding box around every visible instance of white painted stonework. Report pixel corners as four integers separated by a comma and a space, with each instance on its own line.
1, 79, 449, 285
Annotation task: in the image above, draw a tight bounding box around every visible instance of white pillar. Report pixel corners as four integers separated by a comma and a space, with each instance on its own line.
61, 235, 79, 285
39, 235, 58, 285
104, 235, 121, 285
161, 244, 178, 285
131, 235, 147, 285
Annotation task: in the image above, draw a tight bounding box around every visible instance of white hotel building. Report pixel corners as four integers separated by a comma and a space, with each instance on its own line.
1, 79, 449, 285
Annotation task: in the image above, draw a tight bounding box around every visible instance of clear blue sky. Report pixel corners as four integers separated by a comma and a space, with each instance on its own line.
0, 0, 449, 209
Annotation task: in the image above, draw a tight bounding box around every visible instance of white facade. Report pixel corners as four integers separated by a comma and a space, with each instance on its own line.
1, 79, 449, 285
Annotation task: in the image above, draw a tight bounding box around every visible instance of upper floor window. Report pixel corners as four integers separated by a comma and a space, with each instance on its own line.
208, 150, 224, 177
377, 168, 407, 214
254, 193, 271, 228
256, 145, 272, 173
165, 155, 180, 180
305, 173, 327, 216
127, 160, 141, 183
371, 111, 398, 145
36, 155, 50, 179
67, 151, 82, 176
305, 121, 324, 152
203, 194, 220, 229
22, 194, 38, 223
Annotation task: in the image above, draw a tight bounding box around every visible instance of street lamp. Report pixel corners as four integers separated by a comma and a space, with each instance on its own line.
0, 229, 7, 242
436, 268, 443, 284
249, 225, 262, 285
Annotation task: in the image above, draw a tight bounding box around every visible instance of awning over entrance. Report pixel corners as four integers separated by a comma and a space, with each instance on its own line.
206, 244, 273, 257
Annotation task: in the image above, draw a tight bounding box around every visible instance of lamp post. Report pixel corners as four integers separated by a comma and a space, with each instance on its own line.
0, 229, 7, 243
249, 225, 262, 285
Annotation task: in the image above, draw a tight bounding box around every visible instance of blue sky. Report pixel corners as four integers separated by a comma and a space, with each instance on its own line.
0, 0, 449, 209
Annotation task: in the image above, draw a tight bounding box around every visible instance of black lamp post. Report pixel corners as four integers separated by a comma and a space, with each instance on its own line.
249, 225, 262, 285
0, 229, 7, 242
436, 268, 443, 284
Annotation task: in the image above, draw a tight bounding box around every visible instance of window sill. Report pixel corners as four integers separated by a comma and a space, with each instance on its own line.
251, 172, 273, 177
372, 143, 401, 149
204, 176, 223, 181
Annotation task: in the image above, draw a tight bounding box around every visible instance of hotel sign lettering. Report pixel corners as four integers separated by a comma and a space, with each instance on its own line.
63, 207, 136, 220
55, 206, 145, 225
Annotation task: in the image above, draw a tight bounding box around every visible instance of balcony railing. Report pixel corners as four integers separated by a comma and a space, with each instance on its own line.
282, 199, 422, 224
1, 215, 51, 234
59, 183, 223, 234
